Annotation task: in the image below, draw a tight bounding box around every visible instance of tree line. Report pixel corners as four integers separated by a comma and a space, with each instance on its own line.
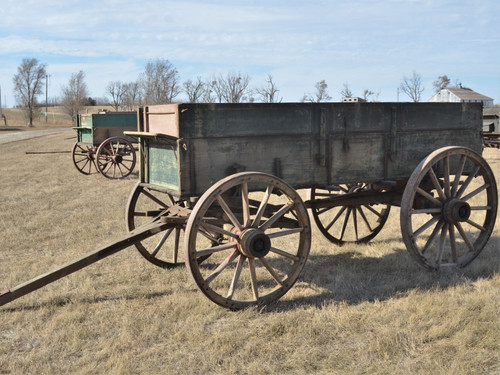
12, 57, 460, 126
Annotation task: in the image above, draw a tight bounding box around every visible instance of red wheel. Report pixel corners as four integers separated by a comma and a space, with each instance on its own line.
71, 142, 97, 175
95, 137, 136, 179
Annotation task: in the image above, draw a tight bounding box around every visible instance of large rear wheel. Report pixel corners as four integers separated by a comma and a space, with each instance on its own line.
400, 146, 497, 270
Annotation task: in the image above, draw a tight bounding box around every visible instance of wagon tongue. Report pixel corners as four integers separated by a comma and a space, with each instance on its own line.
0, 220, 173, 307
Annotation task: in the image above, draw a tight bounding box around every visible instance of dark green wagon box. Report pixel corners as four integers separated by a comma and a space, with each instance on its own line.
131, 102, 483, 199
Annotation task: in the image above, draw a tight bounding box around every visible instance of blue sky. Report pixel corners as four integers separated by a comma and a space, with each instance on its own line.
1, 0, 499, 107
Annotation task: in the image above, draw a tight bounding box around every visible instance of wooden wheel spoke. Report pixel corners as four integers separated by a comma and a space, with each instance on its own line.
357, 206, 373, 232
260, 201, 294, 231
461, 183, 489, 202
456, 165, 480, 198
141, 189, 173, 208
269, 247, 300, 262
443, 156, 451, 197
151, 228, 173, 257
200, 221, 239, 239
252, 185, 273, 227
339, 207, 352, 242
451, 154, 467, 197
248, 258, 259, 301
325, 205, 347, 231
205, 249, 239, 285
411, 208, 442, 215
465, 219, 486, 232
216, 195, 243, 231
353, 207, 359, 241
454, 222, 475, 252
416, 187, 442, 207
172, 229, 181, 264
414, 215, 441, 237
470, 205, 492, 211
428, 167, 446, 200
267, 227, 304, 239
448, 225, 458, 262
259, 257, 284, 286
195, 242, 237, 258
436, 222, 449, 266
227, 255, 245, 299
363, 204, 385, 218
241, 182, 251, 227
317, 205, 336, 215
421, 219, 444, 254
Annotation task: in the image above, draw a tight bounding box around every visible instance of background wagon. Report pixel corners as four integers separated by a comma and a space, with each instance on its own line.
72, 111, 137, 179
1, 102, 497, 310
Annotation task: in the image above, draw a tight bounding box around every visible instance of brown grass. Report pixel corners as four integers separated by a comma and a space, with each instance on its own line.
0, 133, 498, 374
0, 106, 115, 129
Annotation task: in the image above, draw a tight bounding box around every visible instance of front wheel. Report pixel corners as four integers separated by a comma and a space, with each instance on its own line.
95, 137, 136, 179
184, 172, 311, 309
400, 146, 497, 270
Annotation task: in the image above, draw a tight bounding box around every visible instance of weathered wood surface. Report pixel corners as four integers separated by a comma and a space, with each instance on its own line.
138, 103, 483, 198
75, 112, 138, 145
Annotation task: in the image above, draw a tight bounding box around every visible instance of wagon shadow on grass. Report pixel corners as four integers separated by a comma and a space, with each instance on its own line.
269, 234, 500, 312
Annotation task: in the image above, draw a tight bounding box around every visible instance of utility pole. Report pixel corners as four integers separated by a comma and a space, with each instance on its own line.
45, 75, 48, 123
0, 84, 2, 119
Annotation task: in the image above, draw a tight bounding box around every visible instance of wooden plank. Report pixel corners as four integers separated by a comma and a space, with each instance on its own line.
0, 221, 171, 307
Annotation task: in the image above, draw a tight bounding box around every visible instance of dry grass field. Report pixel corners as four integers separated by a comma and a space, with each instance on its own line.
1, 106, 115, 129
0, 132, 498, 374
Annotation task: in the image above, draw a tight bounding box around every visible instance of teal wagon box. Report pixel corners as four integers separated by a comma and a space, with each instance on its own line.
75, 111, 137, 145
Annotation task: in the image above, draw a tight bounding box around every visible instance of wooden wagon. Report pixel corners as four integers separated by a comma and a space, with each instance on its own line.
1, 102, 497, 310
72, 111, 137, 179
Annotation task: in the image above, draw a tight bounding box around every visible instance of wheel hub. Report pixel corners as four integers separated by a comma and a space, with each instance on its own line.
442, 198, 471, 224
111, 154, 122, 164
238, 228, 271, 258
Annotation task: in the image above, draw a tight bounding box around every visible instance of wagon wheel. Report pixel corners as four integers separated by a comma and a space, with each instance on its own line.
310, 184, 390, 245
71, 142, 97, 175
95, 137, 136, 179
126, 182, 187, 268
184, 172, 311, 309
400, 146, 498, 270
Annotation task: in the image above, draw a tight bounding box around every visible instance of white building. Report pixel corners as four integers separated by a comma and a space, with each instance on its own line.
429, 87, 494, 106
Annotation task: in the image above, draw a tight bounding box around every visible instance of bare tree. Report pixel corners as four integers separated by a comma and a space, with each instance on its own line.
302, 80, 332, 102
363, 89, 375, 101
183, 76, 206, 103
122, 81, 142, 111
106, 81, 126, 111
432, 75, 451, 93
400, 71, 424, 102
209, 72, 251, 103
12, 58, 47, 127
61, 71, 89, 123
255, 74, 282, 103
140, 59, 180, 105
340, 83, 353, 99
222, 72, 251, 103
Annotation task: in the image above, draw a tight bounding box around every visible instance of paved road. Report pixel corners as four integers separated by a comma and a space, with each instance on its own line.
0, 128, 73, 145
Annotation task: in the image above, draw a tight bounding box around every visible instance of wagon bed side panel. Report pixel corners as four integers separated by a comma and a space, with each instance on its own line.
91, 112, 138, 144
178, 103, 319, 196
387, 103, 483, 180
